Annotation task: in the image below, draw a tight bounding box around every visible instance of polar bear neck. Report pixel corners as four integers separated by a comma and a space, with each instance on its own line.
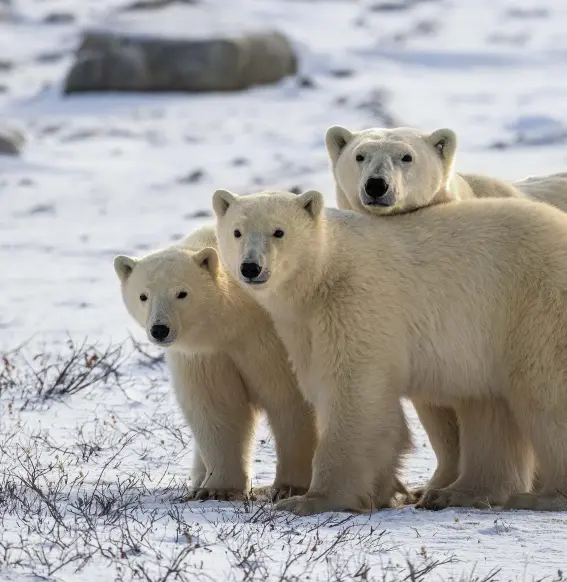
269, 212, 338, 315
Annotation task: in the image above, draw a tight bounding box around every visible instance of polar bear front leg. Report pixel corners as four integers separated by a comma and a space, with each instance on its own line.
275, 376, 404, 515
168, 351, 257, 501
263, 392, 317, 502
190, 446, 207, 490
411, 399, 460, 497
374, 414, 414, 507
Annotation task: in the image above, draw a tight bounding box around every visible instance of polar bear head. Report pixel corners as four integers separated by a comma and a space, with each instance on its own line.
114, 237, 221, 349
213, 189, 324, 297
325, 125, 458, 215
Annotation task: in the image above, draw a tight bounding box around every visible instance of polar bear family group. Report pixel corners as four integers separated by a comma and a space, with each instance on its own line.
115, 125, 567, 515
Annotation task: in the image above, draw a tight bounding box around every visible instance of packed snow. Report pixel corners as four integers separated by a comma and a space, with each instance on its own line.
1, 0, 567, 580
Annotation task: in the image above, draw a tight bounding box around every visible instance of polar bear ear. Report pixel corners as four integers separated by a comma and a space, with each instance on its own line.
427, 128, 457, 168
114, 255, 138, 283
325, 126, 354, 164
212, 189, 237, 218
297, 190, 325, 219
193, 247, 219, 275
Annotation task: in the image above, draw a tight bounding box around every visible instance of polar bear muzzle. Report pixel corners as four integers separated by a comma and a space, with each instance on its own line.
150, 323, 170, 342
362, 177, 395, 207
147, 314, 178, 346
239, 232, 271, 284
240, 261, 270, 284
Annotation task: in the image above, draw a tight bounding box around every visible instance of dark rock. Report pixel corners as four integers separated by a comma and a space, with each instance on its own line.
370, 0, 439, 11
64, 43, 150, 93
39, 124, 66, 136
488, 141, 508, 150
297, 75, 315, 88
43, 12, 75, 24
123, 0, 197, 11
184, 209, 212, 219
178, 169, 205, 183
0, 125, 24, 156
27, 204, 55, 215
36, 51, 67, 64
413, 20, 439, 36
64, 25, 297, 94
232, 157, 248, 166
329, 68, 354, 78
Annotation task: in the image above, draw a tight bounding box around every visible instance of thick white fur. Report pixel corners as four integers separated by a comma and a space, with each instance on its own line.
114, 225, 317, 501
325, 125, 567, 216
326, 124, 567, 509
214, 188, 567, 515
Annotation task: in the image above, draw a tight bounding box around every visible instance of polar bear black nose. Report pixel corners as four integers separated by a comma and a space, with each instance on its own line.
240, 262, 262, 280
150, 324, 170, 341
365, 177, 389, 199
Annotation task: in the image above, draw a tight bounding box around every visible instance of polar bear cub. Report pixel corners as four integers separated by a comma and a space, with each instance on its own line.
214, 188, 567, 515
114, 225, 317, 501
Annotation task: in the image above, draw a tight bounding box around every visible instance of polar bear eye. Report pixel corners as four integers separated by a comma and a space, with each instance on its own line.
355, 154, 365, 162
234, 229, 242, 238
140, 293, 148, 302
177, 291, 187, 299
273, 229, 285, 238
402, 154, 413, 163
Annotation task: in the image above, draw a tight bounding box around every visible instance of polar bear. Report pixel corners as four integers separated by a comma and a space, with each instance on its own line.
213, 188, 567, 515
324, 125, 567, 216
114, 225, 318, 501
325, 124, 567, 509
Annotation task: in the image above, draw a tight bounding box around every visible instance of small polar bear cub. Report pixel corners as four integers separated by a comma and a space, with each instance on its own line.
213, 188, 567, 515
114, 225, 317, 502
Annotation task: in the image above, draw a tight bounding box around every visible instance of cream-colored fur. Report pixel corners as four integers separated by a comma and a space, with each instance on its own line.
326, 124, 567, 509
114, 225, 317, 501
325, 125, 567, 216
213, 188, 567, 515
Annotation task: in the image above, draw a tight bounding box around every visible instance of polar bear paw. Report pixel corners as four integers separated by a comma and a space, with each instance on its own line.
270, 484, 309, 502
504, 492, 567, 511
275, 494, 349, 515
416, 488, 496, 510
184, 487, 249, 502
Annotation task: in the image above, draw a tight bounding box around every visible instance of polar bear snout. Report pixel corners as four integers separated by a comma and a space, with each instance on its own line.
240, 261, 270, 284
363, 177, 393, 205
148, 322, 176, 345
151, 323, 170, 341
238, 232, 271, 285
240, 261, 262, 279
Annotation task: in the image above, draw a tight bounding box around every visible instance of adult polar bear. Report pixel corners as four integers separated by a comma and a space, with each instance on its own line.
114, 226, 317, 501
325, 124, 567, 509
325, 125, 567, 215
213, 188, 567, 515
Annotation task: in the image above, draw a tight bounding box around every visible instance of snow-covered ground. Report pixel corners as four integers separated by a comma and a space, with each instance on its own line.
2, 0, 567, 580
